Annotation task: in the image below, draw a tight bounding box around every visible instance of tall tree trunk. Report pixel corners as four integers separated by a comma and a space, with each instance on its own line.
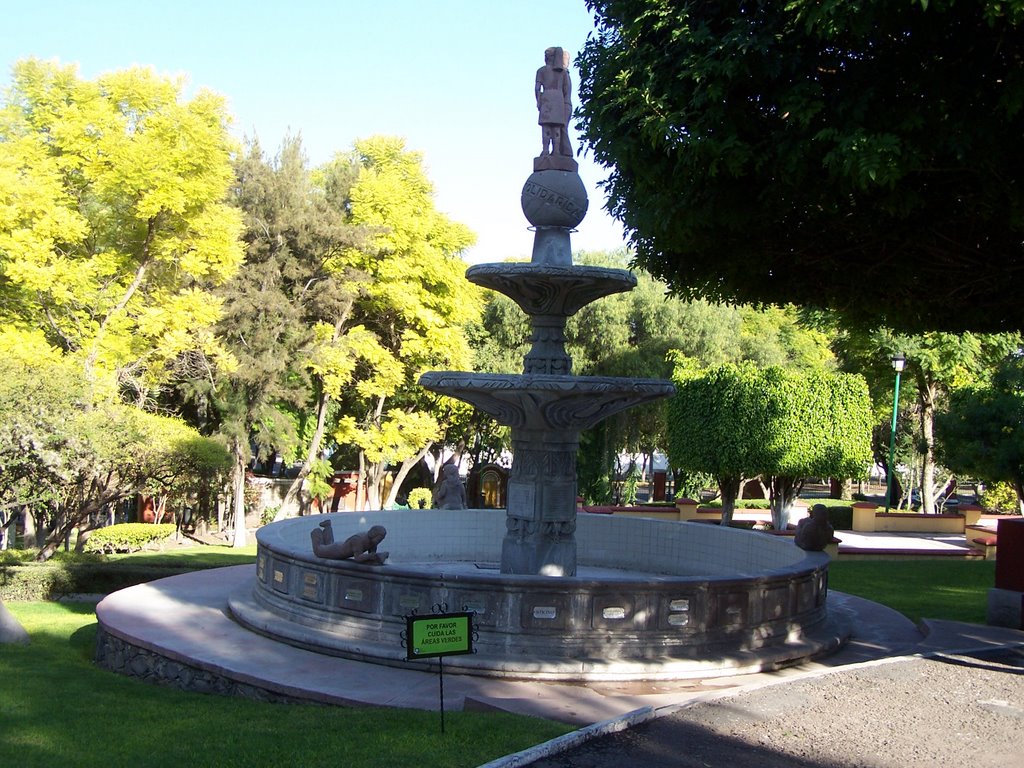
829, 478, 852, 500
23, 507, 37, 549
719, 475, 741, 527
918, 381, 939, 514
362, 451, 385, 510
357, 451, 367, 511
231, 449, 248, 548
382, 441, 435, 509
276, 385, 332, 521
769, 476, 804, 530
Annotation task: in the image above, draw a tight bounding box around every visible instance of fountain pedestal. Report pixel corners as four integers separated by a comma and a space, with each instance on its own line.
502, 430, 578, 575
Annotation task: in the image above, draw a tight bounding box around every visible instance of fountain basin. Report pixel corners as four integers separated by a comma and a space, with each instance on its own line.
229, 510, 837, 681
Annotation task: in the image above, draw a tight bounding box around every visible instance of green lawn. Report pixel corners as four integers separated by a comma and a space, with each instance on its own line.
1, 548, 999, 766
827, 559, 997, 624
1, 601, 570, 768
107, 543, 259, 569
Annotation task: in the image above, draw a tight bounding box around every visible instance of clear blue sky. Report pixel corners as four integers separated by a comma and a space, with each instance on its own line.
0, 0, 627, 264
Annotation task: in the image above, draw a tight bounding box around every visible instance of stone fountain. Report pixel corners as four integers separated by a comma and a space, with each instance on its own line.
225, 48, 842, 681
419, 46, 674, 577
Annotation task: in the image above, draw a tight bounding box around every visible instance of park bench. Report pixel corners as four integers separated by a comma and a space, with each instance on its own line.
965, 524, 998, 559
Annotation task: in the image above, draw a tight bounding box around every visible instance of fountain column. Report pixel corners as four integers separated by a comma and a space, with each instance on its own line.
502, 431, 578, 576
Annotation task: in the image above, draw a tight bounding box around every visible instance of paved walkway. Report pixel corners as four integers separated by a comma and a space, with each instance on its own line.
834, 529, 978, 553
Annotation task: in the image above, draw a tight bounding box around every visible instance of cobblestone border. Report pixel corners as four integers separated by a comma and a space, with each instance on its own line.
94, 626, 309, 705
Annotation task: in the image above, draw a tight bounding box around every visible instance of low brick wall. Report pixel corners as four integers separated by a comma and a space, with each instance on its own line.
95, 626, 305, 704
852, 502, 967, 534
582, 504, 681, 521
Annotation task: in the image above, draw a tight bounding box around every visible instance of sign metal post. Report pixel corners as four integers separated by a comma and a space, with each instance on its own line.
403, 608, 475, 733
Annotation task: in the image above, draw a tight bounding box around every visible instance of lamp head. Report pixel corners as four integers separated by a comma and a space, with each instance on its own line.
891, 352, 906, 372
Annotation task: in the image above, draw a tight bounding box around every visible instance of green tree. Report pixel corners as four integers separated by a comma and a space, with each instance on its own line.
332, 137, 480, 509
576, 1, 1024, 332
0, 59, 243, 395
0, 345, 229, 560
936, 354, 1024, 513
835, 327, 1021, 513
0, 333, 80, 547
473, 249, 836, 503
0, 60, 243, 555
667, 359, 872, 527
667, 360, 765, 524
203, 136, 371, 542
754, 367, 873, 528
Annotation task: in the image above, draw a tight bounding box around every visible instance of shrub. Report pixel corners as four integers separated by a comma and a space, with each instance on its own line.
407, 488, 433, 509
979, 482, 1021, 513
0, 561, 190, 600
261, 506, 280, 526
83, 523, 177, 554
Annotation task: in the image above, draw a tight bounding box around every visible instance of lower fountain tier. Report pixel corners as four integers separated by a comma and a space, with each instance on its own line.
418, 372, 676, 431
230, 510, 843, 681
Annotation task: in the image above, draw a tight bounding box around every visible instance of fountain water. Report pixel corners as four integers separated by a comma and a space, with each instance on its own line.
227, 48, 843, 681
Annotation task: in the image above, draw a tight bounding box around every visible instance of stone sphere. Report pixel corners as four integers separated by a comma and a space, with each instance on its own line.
521, 170, 589, 229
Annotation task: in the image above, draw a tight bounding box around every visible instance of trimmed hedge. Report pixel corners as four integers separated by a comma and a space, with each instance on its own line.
826, 506, 854, 531
0, 561, 192, 601
83, 523, 177, 554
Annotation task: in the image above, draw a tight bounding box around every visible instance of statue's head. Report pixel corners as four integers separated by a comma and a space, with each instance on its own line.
368, 525, 387, 544
545, 47, 568, 70
443, 464, 459, 479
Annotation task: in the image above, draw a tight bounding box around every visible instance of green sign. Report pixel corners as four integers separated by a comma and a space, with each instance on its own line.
406, 612, 473, 660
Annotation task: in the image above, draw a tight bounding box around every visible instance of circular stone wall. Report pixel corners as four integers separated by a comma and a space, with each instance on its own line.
229, 510, 836, 681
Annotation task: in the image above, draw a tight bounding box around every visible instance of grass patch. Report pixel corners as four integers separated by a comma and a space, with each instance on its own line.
1, 602, 571, 768
828, 559, 996, 624
107, 543, 258, 569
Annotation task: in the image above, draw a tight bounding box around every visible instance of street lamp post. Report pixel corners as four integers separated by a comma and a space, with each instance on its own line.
884, 353, 906, 514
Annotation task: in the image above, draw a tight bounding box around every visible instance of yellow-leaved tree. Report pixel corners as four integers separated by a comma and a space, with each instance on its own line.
0, 59, 243, 395
332, 136, 481, 510
0, 60, 242, 555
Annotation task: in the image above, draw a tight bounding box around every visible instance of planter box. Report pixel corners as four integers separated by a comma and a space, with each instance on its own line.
852, 502, 967, 534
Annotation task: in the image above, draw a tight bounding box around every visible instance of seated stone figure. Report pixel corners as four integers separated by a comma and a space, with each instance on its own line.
794, 504, 835, 552
432, 463, 467, 510
311, 520, 388, 565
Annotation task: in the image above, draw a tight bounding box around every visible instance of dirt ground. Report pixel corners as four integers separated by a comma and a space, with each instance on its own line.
529, 647, 1024, 768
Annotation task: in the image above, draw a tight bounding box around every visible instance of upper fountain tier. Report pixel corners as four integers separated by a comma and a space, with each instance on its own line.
466, 263, 635, 317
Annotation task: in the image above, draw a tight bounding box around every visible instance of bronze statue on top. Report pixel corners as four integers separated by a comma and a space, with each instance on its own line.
534, 46, 577, 172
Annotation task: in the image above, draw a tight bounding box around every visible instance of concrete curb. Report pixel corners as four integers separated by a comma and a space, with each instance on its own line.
477, 706, 657, 768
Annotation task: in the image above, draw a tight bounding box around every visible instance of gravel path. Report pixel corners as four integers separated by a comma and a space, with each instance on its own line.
529, 647, 1024, 768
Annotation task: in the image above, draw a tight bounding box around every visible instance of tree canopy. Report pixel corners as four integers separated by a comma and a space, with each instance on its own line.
668, 360, 872, 527
834, 325, 1020, 512
0, 60, 242, 557
330, 137, 480, 510
0, 59, 243, 396
936, 354, 1024, 512
577, 1, 1024, 333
